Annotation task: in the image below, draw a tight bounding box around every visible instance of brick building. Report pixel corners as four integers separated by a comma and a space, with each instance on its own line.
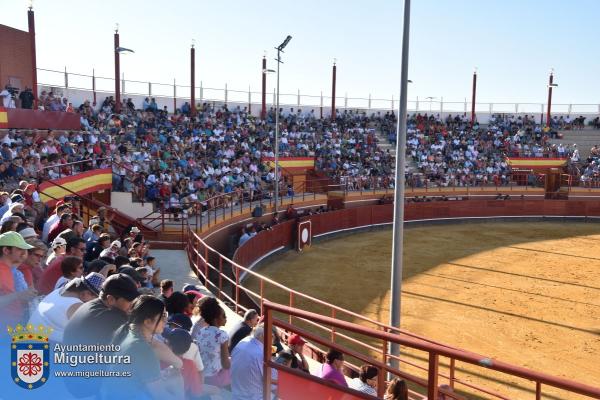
0, 24, 33, 93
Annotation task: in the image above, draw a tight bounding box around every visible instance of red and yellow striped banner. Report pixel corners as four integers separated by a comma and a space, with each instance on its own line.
507, 157, 567, 169
39, 168, 112, 206
0, 107, 8, 128
263, 157, 315, 170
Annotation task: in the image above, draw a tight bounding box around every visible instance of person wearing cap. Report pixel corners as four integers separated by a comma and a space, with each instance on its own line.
18, 226, 37, 240
117, 265, 146, 288
0, 231, 37, 324
128, 225, 142, 240
46, 236, 67, 265
229, 309, 259, 352
100, 239, 121, 260
18, 238, 47, 289
86, 233, 110, 262
63, 273, 139, 346
28, 272, 105, 343
287, 333, 310, 373
38, 237, 86, 296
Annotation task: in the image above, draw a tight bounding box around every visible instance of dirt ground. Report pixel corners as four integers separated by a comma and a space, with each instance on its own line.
244, 222, 600, 399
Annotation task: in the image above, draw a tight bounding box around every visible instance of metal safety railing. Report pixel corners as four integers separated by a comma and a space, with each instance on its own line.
36, 67, 600, 115
263, 301, 600, 400
186, 217, 600, 399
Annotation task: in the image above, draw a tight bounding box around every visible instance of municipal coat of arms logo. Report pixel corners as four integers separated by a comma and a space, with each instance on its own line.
7, 324, 52, 390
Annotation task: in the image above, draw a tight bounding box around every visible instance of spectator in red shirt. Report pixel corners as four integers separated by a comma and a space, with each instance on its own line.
17, 238, 47, 290
38, 237, 86, 295
47, 212, 74, 243
0, 232, 38, 325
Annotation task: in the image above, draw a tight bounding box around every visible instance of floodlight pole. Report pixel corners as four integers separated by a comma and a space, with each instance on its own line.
273, 36, 292, 214
546, 71, 554, 128
114, 27, 121, 114
191, 42, 196, 117
261, 55, 267, 120
274, 48, 281, 213
390, 0, 411, 372
471, 69, 477, 128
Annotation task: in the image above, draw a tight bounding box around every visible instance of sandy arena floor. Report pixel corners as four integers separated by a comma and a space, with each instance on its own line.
244, 222, 600, 399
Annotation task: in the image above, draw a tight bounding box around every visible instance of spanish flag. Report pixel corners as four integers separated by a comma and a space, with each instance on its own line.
38, 168, 113, 206
506, 157, 567, 169
263, 157, 315, 171
0, 107, 8, 128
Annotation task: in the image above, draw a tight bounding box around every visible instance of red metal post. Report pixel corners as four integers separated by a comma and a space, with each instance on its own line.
261, 56, 267, 120
191, 45, 196, 117
114, 30, 121, 113
470, 70, 477, 128
263, 307, 273, 400
27, 7, 38, 109
331, 62, 337, 120
427, 353, 439, 400
546, 71, 554, 128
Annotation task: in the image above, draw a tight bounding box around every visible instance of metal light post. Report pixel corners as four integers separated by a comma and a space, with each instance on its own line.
273, 35, 292, 213
114, 24, 120, 113
261, 54, 267, 120
390, 0, 411, 373
331, 60, 337, 120
191, 39, 196, 117
546, 69, 558, 128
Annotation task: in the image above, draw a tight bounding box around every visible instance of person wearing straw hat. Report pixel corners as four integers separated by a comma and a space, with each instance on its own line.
0, 231, 37, 324
28, 272, 106, 343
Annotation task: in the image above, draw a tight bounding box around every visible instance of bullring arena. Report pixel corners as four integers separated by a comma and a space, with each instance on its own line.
206, 191, 600, 400
245, 221, 600, 399
3, 3, 600, 399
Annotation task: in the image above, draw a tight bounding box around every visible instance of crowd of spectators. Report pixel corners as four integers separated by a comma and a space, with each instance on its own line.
0, 187, 418, 399
1, 92, 401, 211
378, 112, 581, 188
4, 88, 600, 204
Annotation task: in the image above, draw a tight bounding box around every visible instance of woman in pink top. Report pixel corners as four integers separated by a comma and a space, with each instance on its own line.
320, 348, 348, 387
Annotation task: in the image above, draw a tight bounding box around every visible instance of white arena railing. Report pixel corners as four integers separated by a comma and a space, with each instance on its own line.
36, 67, 600, 124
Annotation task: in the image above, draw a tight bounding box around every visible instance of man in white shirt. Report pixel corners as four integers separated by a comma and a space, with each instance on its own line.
231, 325, 274, 400
0, 85, 15, 108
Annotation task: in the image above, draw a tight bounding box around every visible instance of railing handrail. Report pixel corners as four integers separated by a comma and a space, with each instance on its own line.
188, 224, 463, 351
40, 157, 112, 173
264, 301, 600, 399
37, 67, 600, 109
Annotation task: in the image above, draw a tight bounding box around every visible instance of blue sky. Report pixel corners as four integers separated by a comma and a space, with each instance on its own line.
2, 0, 599, 106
